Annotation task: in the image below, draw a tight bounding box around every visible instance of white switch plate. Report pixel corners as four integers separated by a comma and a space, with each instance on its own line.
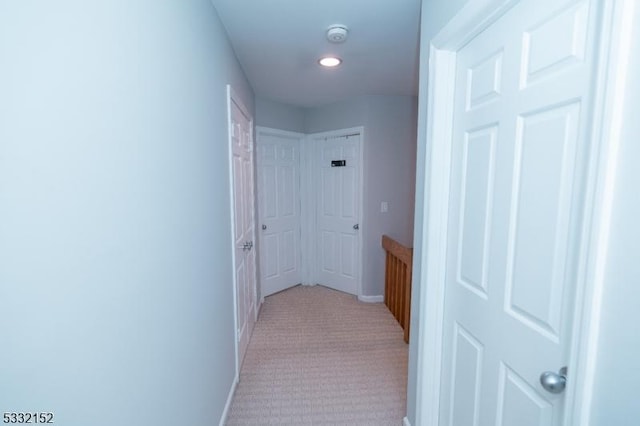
381, 201, 388, 213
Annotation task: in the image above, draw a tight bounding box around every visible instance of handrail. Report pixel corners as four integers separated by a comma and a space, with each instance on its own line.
382, 235, 413, 265
382, 235, 413, 343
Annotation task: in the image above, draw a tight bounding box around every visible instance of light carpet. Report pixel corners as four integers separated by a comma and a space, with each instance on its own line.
225, 284, 408, 425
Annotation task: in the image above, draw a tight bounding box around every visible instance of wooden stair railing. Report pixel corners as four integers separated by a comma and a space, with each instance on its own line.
382, 235, 413, 343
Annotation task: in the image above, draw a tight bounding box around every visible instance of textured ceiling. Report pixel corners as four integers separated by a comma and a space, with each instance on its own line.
211, 0, 422, 108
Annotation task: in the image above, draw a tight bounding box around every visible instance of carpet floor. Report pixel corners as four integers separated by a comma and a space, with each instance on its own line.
225, 285, 408, 425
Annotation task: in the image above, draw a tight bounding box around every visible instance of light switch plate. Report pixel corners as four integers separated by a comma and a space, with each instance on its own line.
381, 201, 388, 213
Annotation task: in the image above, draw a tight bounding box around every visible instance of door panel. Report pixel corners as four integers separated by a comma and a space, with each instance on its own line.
496, 364, 553, 426
256, 130, 303, 297
440, 0, 599, 424
521, 2, 589, 87
315, 134, 360, 295
449, 323, 483, 426
457, 125, 497, 300
506, 102, 581, 341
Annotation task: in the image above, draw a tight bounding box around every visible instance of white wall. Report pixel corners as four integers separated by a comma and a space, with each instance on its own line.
305, 95, 418, 297
589, 3, 640, 424
0, 1, 253, 425
255, 97, 306, 133
304, 97, 369, 134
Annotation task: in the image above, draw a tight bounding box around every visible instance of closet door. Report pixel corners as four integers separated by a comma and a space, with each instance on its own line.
314, 133, 361, 295
256, 128, 303, 297
229, 89, 256, 368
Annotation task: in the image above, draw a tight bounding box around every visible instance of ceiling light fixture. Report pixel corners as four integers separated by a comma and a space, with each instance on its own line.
318, 56, 342, 67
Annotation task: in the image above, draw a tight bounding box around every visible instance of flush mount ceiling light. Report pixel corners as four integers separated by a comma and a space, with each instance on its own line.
318, 56, 342, 67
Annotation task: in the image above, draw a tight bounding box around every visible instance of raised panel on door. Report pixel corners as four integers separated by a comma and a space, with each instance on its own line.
262, 233, 279, 279
236, 260, 246, 338
256, 130, 302, 297
448, 323, 484, 426
339, 233, 356, 278
279, 165, 296, 217
321, 167, 336, 217
439, 0, 599, 424
280, 230, 296, 273
321, 231, 336, 273
457, 125, 497, 300
496, 363, 554, 426
261, 164, 277, 220
505, 103, 581, 341
233, 155, 244, 244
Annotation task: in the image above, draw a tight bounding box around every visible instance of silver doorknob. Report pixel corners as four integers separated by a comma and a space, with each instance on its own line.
540, 366, 567, 394
353, 224, 359, 230
262, 224, 267, 230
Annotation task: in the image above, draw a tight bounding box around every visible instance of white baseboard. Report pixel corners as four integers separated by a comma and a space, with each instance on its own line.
403, 416, 412, 426
358, 294, 384, 303
219, 377, 238, 426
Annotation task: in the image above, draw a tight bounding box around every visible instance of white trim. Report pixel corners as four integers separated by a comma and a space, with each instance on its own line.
300, 133, 314, 286
565, 1, 636, 424
431, 0, 520, 49
414, 46, 457, 426
412, 1, 626, 425
358, 295, 384, 303
307, 126, 365, 298
248, 110, 257, 326
225, 85, 240, 382
256, 125, 305, 139
218, 376, 238, 426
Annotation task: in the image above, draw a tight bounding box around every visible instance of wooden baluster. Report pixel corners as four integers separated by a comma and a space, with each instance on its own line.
399, 262, 406, 329
395, 257, 401, 322
382, 235, 413, 343
390, 256, 396, 319
404, 260, 412, 343
384, 252, 391, 309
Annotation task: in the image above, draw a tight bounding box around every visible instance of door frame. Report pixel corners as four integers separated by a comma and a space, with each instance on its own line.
226, 84, 257, 380
305, 126, 365, 297
255, 126, 305, 304
409, 0, 635, 425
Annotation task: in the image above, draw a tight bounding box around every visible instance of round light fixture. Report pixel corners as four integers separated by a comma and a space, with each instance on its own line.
326, 25, 349, 43
318, 56, 342, 67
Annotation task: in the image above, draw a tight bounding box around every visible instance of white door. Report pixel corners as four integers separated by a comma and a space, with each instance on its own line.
229, 91, 256, 368
315, 133, 361, 295
256, 128, 303, 297
440, 0, 599, 424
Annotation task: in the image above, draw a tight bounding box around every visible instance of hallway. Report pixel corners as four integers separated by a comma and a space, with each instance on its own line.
226, 285, 408, 425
